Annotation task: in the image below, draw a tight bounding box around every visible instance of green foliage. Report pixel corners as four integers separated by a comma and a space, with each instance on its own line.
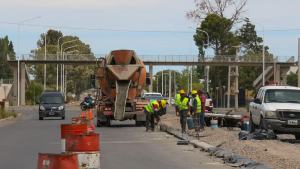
0, 109, 17, 119
28, 30, 95, 98
287, 71, 298, 87
0, 36, 15, 79
25, 81, 44, 104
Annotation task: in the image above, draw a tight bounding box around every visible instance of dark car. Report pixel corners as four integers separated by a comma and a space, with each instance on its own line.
36, 91, 67, 120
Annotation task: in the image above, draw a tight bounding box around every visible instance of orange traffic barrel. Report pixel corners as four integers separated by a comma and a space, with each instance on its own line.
71, 117, 87, 124
61, 124, 88, 153
66, 133, 99, 153
43, 154, 79, 169
37, 153, 51, 169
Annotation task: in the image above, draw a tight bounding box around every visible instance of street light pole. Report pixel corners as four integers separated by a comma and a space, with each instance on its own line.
216, 87, 219, 108
155, 40, 172, 104
189, 27, 210, 92
174, 34, 192, 92
223, 86, 226, 108
148, 44, 164, 95
248, 20, 265, 86
44, 26, 64, 91
63, 46, 78, 100
57, 33, 76, 90
17, 16, 41, 106
60, 39, 78, 92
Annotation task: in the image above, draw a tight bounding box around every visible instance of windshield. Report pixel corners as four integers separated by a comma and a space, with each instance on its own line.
41, 95, 63, 104
264, 89, 300, 103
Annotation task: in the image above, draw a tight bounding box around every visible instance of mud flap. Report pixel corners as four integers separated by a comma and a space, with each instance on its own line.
114, 80, 131, 121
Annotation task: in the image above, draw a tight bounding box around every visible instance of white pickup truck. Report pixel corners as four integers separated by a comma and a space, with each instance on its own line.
249, 86, 300, 140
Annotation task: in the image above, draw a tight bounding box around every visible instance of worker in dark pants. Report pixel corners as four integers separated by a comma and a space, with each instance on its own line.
178, 91, 190, 133
197, 90, 206, 130
191, 90, 202, 132
144, 100, 166, 132
174, 90, 182, 116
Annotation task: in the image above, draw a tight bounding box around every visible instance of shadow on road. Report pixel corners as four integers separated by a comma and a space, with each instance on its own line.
280, 139, 300, 144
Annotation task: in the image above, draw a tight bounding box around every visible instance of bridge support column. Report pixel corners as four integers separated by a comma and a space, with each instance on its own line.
12, 65, 18, 106
227, 65, 231, 108
21, 62, 26, 105
281, 67, 289, 85
149, 63, 153, 93
275, 64, 281, 84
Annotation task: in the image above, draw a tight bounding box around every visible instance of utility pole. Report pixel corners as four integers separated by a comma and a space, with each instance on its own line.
298, 38, 300, 87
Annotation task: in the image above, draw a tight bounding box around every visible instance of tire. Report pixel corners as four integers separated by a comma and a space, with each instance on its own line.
62, 116, 65, 120
259, 117, 265, 130
97, 118, 111, 127
39, 117, 43, 120
135, 121, 143, 126
249, 114, 256, 133
97, 120, 101, 127
295, 135, 300, 140
142, 121, 146, 126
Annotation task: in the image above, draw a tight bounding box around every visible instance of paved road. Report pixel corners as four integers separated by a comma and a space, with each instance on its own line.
0, 109, 233, 169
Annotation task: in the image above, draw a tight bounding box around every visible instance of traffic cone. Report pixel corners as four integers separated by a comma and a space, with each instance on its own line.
81, 111, 84, 117
95, 112, 97, 117
89, 108, 93, 119
85, 110, 88, 118
79, 115, 81, 117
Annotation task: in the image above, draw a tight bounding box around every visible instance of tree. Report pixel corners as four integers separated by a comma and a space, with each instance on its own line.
186, 0, 247, 24
287, 71, 298, 87
0, 36, 16, 79
193, 14, 239, 103
25, 81, 44, 104
28, 30, 95, 97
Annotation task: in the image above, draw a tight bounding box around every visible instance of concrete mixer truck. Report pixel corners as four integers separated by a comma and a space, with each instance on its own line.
93, 50, 151, 127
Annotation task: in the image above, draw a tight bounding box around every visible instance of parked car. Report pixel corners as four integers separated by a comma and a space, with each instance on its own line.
249, 86, 300, 140
36, 91, 68, 120
143, 93, 163, 97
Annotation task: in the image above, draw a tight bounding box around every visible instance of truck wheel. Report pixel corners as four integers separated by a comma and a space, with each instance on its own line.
97, 119, 111, 127
135, 121, 143, 126
249, 114, 256, 133
295, 135, 300, 140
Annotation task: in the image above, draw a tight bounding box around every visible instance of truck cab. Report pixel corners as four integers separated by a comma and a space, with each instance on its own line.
249, 86, 300, 140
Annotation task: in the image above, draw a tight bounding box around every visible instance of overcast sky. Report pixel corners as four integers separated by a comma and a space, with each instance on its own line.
1, 0, 300, 74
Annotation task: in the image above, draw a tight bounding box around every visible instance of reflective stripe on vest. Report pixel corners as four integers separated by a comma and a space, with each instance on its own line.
195, 96, 202, 113
179, 98, 189, 111
144, 101, 160, 114
175, 94, 181, 105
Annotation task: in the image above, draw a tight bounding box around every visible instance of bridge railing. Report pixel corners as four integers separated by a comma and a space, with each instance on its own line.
11, 54, 295, 63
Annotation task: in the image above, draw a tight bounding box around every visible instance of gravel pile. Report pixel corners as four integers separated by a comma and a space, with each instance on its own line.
161, 114, 300, 169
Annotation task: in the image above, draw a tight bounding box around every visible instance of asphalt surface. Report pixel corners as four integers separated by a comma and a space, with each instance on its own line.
0, 109, 234, 169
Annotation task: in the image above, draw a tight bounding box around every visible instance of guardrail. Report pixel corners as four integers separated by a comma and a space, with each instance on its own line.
9, 54, 295, 63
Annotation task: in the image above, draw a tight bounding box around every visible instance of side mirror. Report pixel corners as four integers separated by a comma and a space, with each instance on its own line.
36, 101, 40, 104
254, 98, 261, 104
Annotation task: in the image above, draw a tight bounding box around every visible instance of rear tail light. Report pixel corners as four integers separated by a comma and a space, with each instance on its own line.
243, 115, 249, 118
210, 101, 212, 106
136, 107, 144, 110
103, 107, 111, 111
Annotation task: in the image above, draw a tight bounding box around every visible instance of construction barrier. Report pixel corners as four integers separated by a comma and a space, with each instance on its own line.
40, 153, 79, 169
61, 124, 88, 153
71, 117, 95, 133
65, 133, 99, 152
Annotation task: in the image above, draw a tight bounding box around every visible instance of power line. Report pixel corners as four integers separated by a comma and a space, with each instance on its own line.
1, 21, 300, 33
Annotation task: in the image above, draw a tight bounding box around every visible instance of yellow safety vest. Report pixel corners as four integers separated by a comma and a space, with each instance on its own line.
195, 96, 202, 113
179, 98, 189, 111
144, 101, 160, 114
175, 94, 181, 105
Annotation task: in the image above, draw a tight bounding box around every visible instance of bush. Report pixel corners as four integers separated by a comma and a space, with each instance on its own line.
0, 109, 18, 119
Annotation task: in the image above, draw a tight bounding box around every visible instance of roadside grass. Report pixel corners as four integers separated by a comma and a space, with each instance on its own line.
0, 109, 18, 119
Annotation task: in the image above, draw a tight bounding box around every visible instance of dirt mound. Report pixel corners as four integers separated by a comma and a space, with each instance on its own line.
161, 114, 300, 169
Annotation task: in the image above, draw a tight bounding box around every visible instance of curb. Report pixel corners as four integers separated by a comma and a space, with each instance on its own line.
0, 113, 21, 122
159, 124, 274, 169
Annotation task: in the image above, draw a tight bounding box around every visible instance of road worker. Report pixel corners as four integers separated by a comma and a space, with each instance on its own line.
197, 90, 206, 130
191, 90, 201, 132
175, 90, 183, 116
144, 100, 166, 132
178, 91, 190, 133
